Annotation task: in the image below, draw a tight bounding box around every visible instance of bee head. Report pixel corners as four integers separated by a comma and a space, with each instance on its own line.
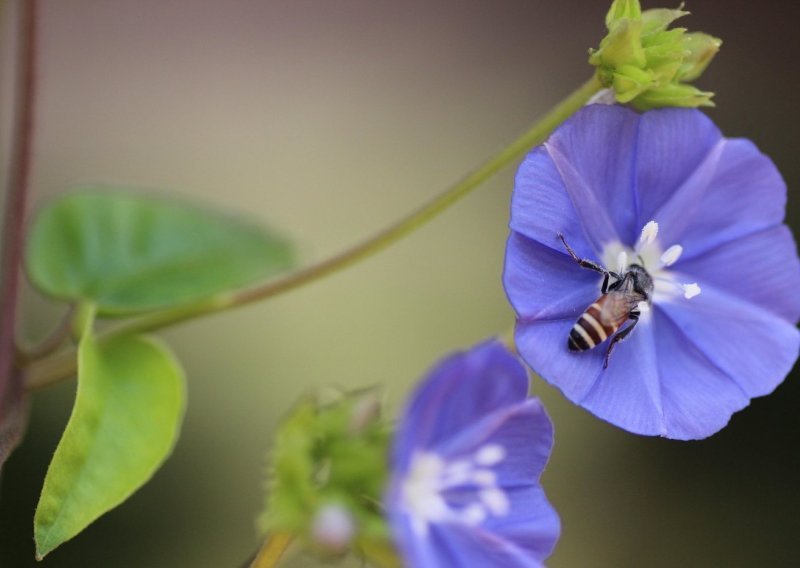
627, 264, 654, 298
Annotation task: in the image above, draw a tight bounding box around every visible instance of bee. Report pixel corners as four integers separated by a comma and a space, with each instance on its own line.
557, 233, 654, 369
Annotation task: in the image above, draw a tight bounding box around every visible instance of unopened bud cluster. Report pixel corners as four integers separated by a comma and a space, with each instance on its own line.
589, 0, 721, 110
259, 389, 393, 559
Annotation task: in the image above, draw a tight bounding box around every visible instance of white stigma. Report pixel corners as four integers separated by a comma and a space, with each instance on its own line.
401, 445, 510, 536
462, 504, 487, 525
480, 488, 511, 516
682, 283, 701, 299
637, 220, 659, 248
636, 301, 650, 313
659, 245, 683, 267
474, 444, 505, 466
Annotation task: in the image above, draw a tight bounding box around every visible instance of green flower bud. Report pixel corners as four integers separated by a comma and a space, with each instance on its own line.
632, 82, 714, 110
590, 18, 646, 70
590, 0, 720, 109
311, 503, 357, 554
605, 0, 642, 28
640, 7, 688, 34
612, 64, 656, 102
259, 389, 393, 559
677, 32, 722, 81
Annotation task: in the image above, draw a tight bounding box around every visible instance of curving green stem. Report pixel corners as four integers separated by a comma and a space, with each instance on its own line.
24, 74, 602, 391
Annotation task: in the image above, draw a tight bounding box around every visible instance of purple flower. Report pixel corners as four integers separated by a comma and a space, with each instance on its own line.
387, 340, 560, 568
504, 104, 800, 440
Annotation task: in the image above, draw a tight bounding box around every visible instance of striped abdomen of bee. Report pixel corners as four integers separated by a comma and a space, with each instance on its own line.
568, 292, 634, 352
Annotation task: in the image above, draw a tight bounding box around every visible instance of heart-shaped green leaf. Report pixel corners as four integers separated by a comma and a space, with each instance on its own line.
34, 332, 185, 559
26, 188, 294, 315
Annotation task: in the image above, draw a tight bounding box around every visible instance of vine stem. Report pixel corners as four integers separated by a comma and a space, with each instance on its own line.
1, 0, 38, 408
16, 305, 75, 363
249, 532, 293, 568
23, 74, 602, 390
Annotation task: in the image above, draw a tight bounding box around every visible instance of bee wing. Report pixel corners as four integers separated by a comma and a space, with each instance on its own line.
596, 292, 635, 329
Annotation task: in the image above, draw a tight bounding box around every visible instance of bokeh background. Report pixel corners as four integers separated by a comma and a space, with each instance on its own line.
1, 1, 798, 566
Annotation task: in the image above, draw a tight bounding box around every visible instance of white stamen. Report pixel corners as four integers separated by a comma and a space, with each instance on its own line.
660, 245, 683, 267
636, 301, 650, 313
461, 504, 487, 526
471, 470, 497, 487
682, 283, 701, 299
638, 221, 659, 248
402, 453, 449, 535
401, 447, 512, 535
474, 444, 506, 466
443, 460, 471, 485
480, 488, 511, 516
617, 251, 628, 273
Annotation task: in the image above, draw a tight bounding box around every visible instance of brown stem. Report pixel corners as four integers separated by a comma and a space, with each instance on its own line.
0, 0, 38, 411
249, 533, 293, 568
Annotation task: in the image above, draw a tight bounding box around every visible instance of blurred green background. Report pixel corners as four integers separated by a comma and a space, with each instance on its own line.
1, 1, 798, 566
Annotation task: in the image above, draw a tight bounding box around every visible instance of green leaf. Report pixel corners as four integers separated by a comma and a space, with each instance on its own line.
26, 188, 294, 315
34, 332, 186, 558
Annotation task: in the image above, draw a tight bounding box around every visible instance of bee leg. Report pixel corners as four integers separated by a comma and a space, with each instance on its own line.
603, 312, 640, 369
557, 233, 618, 278
601, 272, 611, 294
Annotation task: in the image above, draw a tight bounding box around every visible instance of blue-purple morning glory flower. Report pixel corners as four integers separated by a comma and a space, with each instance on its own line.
503, 104, 800, 440
387, 340, 560, 568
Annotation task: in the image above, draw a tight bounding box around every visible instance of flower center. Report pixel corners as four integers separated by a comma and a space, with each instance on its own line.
601, 220, 701, 303
401, 444, 510, 537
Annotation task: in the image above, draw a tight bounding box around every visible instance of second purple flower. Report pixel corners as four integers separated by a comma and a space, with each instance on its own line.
387, 340, 560, 567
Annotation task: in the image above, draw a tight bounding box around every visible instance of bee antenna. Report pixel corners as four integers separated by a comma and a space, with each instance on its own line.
637, 254, 645, 266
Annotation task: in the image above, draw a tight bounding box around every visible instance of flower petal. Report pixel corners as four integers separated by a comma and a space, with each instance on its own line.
432, 521, 548, 568
480, 485, 560, 565
510, 146, 596, 260
392, 341, 528, 472
504, 232, 601, 322
633, 108, 723, 242
515, 315, 667, 436
652, 308, 751, 440
673, 139, 788, 258
674, 225, 800, 322
389, 515, 447, 568
577, 316, 666, 435
438, 397, 554, 483
516, 319, 599, 397
544, 104, 641, 249
657, 282, 800, 400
